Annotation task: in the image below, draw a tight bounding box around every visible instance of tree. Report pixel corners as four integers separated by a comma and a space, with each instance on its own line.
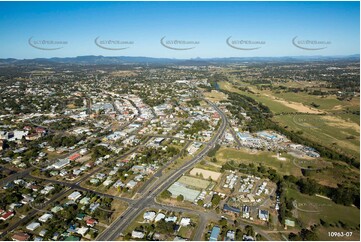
299, 229, 318, 240
219, 218, 227, 227
244, 225, 254, 236
297, 178, 319, 195
235, 229, 243, 241
155, 219, 175, 234
288, 233, 300, 241
160, 190, 172, 199
177, 195, 184, 202
211, 194, 221, 207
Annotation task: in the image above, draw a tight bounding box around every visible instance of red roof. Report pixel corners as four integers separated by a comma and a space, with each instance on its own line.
35, 127, 46, 133
1, 211, 14, 220
12, 232, 30, 241
86, 218, 97, 226
69, 153, 81, 161
212, 112, 220, 118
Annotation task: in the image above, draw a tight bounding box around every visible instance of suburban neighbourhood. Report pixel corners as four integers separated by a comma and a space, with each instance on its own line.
0, 1, 360, 241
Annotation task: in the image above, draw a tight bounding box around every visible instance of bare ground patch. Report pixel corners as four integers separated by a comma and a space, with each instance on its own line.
264, 94, 324, 114
189, 168, 221, 181
321, 115, 360, 133
204, 90, 228, 102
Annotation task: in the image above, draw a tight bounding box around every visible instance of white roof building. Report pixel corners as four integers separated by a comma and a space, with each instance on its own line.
154, 213, 166, 222
165, 216, 177, 223
38, 213, 53, 223
143, 211, 156, 221
39, 229, 47, 237
132, 231, 145, 239
26, 222, 40, 231
180, 217, 191, 226
126, 180, 137, 189
226, 230, 235, 240
40, 185, 54, 195
76, 227, 89, 236
52, 158, 70, 169
68, 191, 82, 201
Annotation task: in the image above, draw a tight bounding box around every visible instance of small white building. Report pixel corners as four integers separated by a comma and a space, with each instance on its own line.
154, 213, 166, 222
165, 216, 177, 223
26, 222, 40, 231
180, 217, 191, 226
143, 211, 156, 221
132, 231, 145, 239
68, 191, 82, 201
76, 227, 89, 236
38, 213, 53, 223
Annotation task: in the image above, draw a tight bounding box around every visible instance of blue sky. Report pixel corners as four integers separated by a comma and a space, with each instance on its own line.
0, 1, 359, 59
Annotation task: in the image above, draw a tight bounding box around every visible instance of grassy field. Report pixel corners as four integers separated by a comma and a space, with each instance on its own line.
219, 79, 359, 157
273, 114, 359, 159
178, 175, 211, 190
224, 73, 359, 114
212, 147, 358, 188
286, 188, 360, 240
203, 90, 228, 102
215, 147, 302, 176
219, 81, 297, 113
337, 113, 360, 125
273, 92, 359, 113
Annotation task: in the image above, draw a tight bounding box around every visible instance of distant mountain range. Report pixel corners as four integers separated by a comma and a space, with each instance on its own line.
0, 54, 359, 65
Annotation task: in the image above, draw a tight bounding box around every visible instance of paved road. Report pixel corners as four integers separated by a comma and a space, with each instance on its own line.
96, 100, 274, 241
0, 97, 143, 238
144, 134, 208, 145
96, 100, 227, 241
227, 123, 242, 148
0, 98, 273, 241
0, 168, 33, 187
137, 141, 191, 194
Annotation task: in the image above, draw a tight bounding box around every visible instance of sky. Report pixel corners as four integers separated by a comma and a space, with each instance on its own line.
0, 1, 359, 59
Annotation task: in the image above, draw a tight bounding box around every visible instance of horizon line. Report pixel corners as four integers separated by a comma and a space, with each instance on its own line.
2, 53, 360, 61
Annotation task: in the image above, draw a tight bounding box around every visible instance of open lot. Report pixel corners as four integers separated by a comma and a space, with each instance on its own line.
178, 175, 211, 190
215, 147, 302, 176
203, 90, 228, 102
189, 168, 221, 181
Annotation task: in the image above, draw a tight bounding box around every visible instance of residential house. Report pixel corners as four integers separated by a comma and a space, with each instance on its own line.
131, 231, 145, 239
38, 213, 53, 223
209, 226, 220, 241
26, 222, 40, 231
68, 191, 82, 201
12, 232, 30, 241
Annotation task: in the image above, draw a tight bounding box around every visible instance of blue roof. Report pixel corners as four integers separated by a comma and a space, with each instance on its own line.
210, 226, 220, 241
223, 204, 240, 214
